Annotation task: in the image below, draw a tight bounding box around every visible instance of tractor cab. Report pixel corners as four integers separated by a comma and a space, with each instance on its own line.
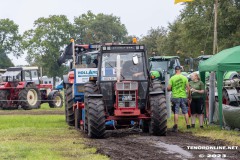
101, 50, 147, 81
1, 67, 40, 85
99, 45, 148, 115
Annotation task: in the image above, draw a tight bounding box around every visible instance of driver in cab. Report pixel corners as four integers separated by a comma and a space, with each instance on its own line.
122, 59, 144, 78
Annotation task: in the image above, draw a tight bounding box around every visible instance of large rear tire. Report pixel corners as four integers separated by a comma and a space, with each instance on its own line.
66, 84, 74, 126
0, 90, 10, 109
149, 94, 167, 136
19, 84, 41, 110
142, 81, 163, 131
84, 82, 99, 133
48, 91, 63, 108
149, 81, 162, 92
87, 98, 105, 138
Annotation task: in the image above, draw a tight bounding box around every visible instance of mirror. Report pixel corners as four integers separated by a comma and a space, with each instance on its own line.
132, 55, 139, 65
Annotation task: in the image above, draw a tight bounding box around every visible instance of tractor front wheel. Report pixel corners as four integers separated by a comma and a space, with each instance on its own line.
84, 82, 99, 133
48, 91, 63, 108
18, 84, 41, 110
87, 98, 105, 138
149, 94, 167, 136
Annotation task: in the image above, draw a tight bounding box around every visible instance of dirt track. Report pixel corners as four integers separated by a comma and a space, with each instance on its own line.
86, 129, 240, 160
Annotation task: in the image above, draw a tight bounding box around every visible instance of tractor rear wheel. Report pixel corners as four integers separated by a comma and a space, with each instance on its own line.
84, 82, 99, 133
142, 81, 164, 131
48, 91, 63, 108
0, 90, 10, 109
19, 84, 41, 110
149, 94, 167, 136
149, 81, 162, 92
87, 98, 105, 138
66, 84, 74, 126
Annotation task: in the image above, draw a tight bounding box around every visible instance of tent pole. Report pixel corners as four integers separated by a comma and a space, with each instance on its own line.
209, 72, 215, 123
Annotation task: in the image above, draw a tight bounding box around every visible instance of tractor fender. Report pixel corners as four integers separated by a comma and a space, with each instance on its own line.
224, 71, 238, 80
63, 74, 71, 89
149, 91, 164, 95
47, 90, 60, 100
17, 81, 34, 88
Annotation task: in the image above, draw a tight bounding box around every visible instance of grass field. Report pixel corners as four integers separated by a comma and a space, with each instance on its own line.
0, 114, 108, 160
167, 114, 240, 146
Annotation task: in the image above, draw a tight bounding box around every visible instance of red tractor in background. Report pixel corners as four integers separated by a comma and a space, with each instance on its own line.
0, 67, 63, 110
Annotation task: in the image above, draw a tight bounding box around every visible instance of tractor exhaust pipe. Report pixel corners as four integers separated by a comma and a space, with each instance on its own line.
116, 55, 121, 82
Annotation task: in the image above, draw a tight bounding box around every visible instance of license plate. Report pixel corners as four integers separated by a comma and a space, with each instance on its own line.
122, 95, 132, 101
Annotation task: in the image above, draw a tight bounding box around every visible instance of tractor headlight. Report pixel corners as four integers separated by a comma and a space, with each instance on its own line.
119, 102, 125, 107
129, 101, 136, 107
77, 85, 84, 93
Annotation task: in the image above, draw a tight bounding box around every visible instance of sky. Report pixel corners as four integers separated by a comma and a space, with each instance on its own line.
0, 0, 185, 66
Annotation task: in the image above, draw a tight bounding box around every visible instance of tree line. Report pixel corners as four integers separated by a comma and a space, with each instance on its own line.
1, 1, 239, 78
140, 0, 240, 60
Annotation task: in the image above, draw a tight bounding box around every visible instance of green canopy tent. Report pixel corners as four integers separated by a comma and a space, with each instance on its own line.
199, 46, 240, 128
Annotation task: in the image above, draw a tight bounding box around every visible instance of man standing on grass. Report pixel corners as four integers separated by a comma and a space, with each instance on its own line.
167, 66, 190, 132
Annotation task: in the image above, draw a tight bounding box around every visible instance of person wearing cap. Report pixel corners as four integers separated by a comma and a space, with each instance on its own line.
167, 66, 190, 132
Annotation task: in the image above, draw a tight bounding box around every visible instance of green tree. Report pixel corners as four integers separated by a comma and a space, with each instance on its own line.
139, 27, 167, 56
0, 53, 14, 68
0, 18, 22, 68
167, 0, 240, 57
74, 11, 128, 43
22, 15, 73, 85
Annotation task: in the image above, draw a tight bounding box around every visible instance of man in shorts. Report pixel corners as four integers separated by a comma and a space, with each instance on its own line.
167, 66, 190, 132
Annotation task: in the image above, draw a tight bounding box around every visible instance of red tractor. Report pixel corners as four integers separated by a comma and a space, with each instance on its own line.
74, 43, 167, 138
0, 67, 63, 110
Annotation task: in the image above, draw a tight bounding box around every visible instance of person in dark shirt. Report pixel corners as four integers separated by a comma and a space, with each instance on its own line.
189, 72, 205, 128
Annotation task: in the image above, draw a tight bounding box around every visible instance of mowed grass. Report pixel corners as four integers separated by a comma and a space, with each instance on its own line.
0, 115, 109, 160
167, 114, 240, 146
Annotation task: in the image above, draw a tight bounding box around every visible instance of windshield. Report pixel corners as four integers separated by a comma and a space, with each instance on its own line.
76, 53, 98, 68
101, 52, 146, 81
2, 71, 22, 82
150, 61, 168, 72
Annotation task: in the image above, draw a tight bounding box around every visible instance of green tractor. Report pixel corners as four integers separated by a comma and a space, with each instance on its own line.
149, 56, 186, 84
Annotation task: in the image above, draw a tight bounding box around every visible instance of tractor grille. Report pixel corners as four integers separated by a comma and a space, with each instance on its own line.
116, 82, 138, 90
118, 91, 137, 108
